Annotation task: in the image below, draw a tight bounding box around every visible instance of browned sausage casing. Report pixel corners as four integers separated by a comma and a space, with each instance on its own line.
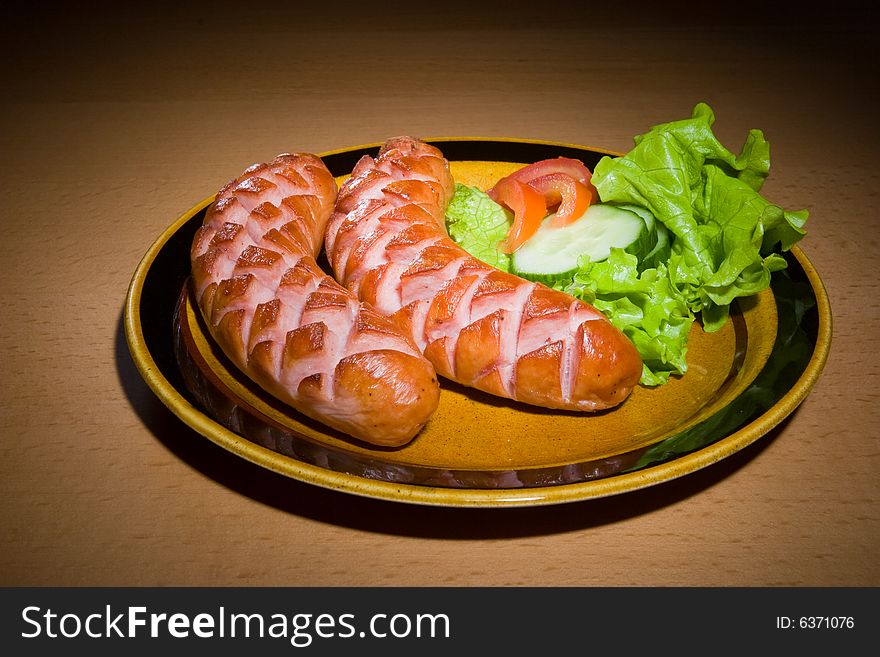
325, 138, 642, 411
190, 153, 440, 446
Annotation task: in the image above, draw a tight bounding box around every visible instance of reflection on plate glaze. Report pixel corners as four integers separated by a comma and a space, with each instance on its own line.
631, 264, 816, 471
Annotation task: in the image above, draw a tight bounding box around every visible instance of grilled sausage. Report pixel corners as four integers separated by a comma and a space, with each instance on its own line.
325, 137, 642, 411
190, 152, 440, 446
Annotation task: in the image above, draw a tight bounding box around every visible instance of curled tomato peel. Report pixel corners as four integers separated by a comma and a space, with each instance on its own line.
526, 173, 595, 227
490, 178, 548, 254
488, 157, 595, 188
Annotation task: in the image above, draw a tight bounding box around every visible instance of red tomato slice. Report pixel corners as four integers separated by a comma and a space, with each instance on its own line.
490, 177, 548, 254
527, 173, 595, 227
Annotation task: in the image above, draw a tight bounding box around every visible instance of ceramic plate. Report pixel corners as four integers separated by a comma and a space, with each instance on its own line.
124, 138, 832, 507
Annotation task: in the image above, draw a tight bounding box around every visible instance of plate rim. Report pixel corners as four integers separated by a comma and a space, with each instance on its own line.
124, 139, 832, 508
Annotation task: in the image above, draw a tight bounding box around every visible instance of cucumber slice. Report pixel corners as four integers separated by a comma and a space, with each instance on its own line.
617, 203, 656, 232
616, 203, 672, 270
511, 204, 651, 282
640, 221, 670, 270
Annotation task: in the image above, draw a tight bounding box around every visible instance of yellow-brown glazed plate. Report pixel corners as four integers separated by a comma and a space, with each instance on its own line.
124, 138, 832, 507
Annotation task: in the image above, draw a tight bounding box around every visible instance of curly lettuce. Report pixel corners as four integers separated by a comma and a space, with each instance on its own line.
560, 249, 691, 385
591, 102, 808, 331
445, 183, 512, 271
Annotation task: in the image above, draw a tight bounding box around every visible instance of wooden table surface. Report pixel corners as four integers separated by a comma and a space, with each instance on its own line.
2, 2, 877, 587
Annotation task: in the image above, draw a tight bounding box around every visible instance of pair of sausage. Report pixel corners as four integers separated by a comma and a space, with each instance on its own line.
190, 139, 642, 447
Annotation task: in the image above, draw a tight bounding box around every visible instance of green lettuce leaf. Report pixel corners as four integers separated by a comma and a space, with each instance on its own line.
560, 249, 693, 385
591, 102, 808, 331
444, 183, 512, 271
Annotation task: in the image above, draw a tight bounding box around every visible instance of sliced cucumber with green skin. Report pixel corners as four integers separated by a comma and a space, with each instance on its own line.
511, 204, 654, 283
617, 203, 671, 270
616, 203, 655, 232
640, 221, 670, 270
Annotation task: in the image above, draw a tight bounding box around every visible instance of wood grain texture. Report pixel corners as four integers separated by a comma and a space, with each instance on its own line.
1, 0, 877, 586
